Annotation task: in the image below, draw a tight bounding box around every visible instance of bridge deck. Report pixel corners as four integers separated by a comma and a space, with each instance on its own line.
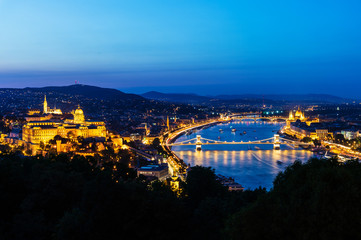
167, 142, 311, 146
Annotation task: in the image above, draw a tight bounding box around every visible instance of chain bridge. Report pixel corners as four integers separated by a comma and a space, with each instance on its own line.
229, 114, 288, 122
165, 134, 312, 151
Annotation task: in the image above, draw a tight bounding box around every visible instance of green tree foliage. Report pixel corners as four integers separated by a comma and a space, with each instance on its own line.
313, 139, 321, 146
0, 120, 11, 134
185, 166, 227, 206
151, 137, 161, 148
226, 158, 361, 240
334, 133, 345, 143
0, 153, 189, 240
301, 137, 312, 143
184, 166, 266, 240
39, 141, 45, 150
3, 153, 361, 240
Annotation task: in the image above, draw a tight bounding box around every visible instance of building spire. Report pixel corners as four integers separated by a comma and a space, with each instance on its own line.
167, 116, 170, 131
43, 95, 48, 113
289, 110, 294, 120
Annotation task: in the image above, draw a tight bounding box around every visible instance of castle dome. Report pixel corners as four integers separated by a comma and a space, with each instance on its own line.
295, 107, 302, 117
75, 107, 84, 115
73, 105, 85, 124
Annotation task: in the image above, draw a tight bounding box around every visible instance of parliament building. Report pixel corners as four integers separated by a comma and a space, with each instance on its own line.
22, 96, 107, 154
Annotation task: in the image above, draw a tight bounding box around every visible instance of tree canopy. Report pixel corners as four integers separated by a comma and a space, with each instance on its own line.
226, 158, 361, 240
1, 154, 361, 240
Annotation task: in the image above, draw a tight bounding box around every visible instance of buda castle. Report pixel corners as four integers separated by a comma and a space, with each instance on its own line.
22, 96, 107, 154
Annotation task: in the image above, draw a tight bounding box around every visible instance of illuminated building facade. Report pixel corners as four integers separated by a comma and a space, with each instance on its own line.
43, 95, 62, 115
287, 106, 319, 127
285, 106, 322, 139
289, 107, 305, 121
27, 109, 41, 115
22, 100, 107, 154
137, 164, 169, 181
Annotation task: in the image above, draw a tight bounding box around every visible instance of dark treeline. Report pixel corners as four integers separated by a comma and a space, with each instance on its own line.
1, 154, 361, 239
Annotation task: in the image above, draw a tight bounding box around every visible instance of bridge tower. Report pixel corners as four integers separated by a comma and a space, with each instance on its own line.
196, 135, 202, 151
273, 134, 280, 150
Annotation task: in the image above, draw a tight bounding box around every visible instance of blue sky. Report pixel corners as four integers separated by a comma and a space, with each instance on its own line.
0, 0, 360, 97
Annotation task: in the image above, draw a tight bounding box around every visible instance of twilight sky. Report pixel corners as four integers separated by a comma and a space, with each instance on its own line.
0, 0, 360, 97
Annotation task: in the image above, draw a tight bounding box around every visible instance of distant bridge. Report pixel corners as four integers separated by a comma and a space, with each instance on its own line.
229, 114, 288, 121
166, 134, 312, 151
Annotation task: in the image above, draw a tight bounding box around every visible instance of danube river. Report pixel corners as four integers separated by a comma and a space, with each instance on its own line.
172, 120, 315, 190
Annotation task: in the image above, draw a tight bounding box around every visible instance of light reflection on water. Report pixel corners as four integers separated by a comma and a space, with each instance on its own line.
173, 121, 315, 190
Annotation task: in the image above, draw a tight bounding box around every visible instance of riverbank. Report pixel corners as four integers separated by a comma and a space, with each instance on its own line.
162, 118, 229, 178
166, 119, 228, 145
172, 121, 315, 189
280, 125, 360, 160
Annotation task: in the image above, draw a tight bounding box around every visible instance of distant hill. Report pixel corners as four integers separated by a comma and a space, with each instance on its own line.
142, 91, 212, 104
142, 91, 349, 105
24, 84, 143, 101
215, 94, 346, 103
0, 84, 147, 115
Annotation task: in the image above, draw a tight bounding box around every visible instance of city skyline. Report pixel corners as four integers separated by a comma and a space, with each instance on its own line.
1, 0, 361, 97
2, 1, 361, 239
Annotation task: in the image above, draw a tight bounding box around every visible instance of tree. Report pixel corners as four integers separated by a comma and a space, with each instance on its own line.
77, 136, 84, 143
335, 134, 345, 143
39, 141, 45, 150
313, 139, 321, 146
67, 131, 75, 139
185, 166, 227, 207
301, 137, 312, 143
226, 158, 361, 240
152, 138, 161, 148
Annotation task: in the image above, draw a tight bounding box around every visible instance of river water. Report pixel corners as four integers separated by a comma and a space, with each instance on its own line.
172, 120, 315, 190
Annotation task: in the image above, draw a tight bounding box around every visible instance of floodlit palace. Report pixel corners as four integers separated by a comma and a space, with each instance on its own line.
22, 96, 107, 154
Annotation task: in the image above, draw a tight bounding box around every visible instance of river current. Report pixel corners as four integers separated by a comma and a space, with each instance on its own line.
172, 120, 315, 190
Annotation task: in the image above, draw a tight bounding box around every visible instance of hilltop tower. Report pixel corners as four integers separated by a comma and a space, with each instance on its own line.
43, 95, 48, 113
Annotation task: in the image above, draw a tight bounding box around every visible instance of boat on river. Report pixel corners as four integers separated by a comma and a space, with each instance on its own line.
243, 131, 247, 134
232, 128, 237, 132
172, 121, 315, 190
